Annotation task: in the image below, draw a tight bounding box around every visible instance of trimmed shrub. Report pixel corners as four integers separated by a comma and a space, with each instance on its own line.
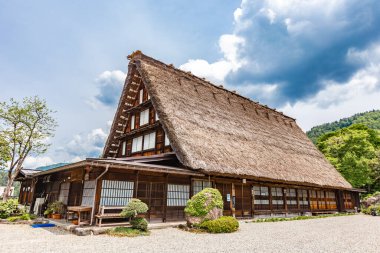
185, 188, 223, 217
121, 199, 149, 218
0, 199, 24, 219
199, 216, 239, 233
130, 217, 148, 231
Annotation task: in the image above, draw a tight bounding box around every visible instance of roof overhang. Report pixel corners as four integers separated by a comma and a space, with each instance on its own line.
31, 158, 203, 177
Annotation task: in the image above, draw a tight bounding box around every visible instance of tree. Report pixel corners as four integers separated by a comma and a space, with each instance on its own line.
317, 124, 380, 191
0, 96, 57, 201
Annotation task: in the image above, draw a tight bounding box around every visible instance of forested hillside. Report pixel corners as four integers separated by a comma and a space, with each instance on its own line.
307, 110, 380, 143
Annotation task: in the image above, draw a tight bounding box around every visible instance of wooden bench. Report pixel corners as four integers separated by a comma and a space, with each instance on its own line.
95, 206, 129, 227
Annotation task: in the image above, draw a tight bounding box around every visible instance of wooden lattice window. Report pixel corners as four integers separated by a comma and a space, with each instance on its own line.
326, 191, 337, 209
167, 184, 190, 207
309, 190, 318, 209
100, 180, 134, 206
253, 186, 270, 210
317, 191, 326, 209
344, 192, 353, 209
298, 189, 309, 209
81, 180, 96, 206
286, 188, 298, 209
271, 187, 284, 210
192, 180, 212, 195
58, 182, 70, 205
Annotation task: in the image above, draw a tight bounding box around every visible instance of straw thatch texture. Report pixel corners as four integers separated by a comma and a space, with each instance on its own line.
129, 53, 351, 189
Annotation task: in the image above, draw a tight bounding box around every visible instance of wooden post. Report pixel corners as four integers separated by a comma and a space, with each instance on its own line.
307, 190, 311, 211
189, 176, 193, 198
231, 183, 235, 218
269, 186, 273, 214
163, 174, 168, 223
133, 171, 139, 198
283, 188, 288, 216
296, 189, 300, 210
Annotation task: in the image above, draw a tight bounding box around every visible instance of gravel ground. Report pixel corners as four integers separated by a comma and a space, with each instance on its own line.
1, 214, 379, 253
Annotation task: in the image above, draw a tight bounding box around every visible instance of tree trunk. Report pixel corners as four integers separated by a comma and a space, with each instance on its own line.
2, 172, 14, 201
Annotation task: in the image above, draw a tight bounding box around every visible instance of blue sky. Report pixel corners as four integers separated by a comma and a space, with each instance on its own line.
1, 0, 380, 168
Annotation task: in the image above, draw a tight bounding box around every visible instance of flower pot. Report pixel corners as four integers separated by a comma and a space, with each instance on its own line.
72, 220, 79, 225
52, 214, 61, 219
47, 214, 52, 219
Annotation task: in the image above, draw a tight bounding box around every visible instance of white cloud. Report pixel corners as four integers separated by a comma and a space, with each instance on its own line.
179, 34, 245, 84
54, 126, 109, 161
88, 70, 126, 108
23, 156, 54, 169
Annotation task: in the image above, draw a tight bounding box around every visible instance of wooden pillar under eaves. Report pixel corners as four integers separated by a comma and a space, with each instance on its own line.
163, 174, 169, 223
231, 183, 235, 218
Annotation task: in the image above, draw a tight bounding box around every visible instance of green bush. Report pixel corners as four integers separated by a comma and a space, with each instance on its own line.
120, 199, 148, 218
0, 199, 24, 219
6, 213, 36, 222
130, 217, 148, 231
107, 227, 150, 237
184, 188, 223, 217
199, 216, 239, 233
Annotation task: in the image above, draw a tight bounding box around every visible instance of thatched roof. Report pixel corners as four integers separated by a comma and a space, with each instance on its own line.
104, 51, 352, 189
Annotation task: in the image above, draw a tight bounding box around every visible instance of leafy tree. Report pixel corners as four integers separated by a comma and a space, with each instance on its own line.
0, 96, 57, 201
307, 109, 380, 143
317, 124, 380, 191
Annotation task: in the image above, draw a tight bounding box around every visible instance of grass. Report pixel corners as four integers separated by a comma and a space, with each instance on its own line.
107, 227, 150, 237
252, 212, 356, 223
6, 213, 37, 222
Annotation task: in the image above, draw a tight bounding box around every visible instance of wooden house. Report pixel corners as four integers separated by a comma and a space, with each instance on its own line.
17, 51, 362, 224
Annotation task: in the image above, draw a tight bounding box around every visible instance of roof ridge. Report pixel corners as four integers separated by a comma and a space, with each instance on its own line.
128, 51, 295, 121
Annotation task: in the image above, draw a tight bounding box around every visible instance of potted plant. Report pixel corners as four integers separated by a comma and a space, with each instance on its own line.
43, 207, 53, 218
50, 201, 64, 219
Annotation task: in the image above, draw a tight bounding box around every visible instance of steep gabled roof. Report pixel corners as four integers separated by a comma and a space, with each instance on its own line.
104, 51, 352, 189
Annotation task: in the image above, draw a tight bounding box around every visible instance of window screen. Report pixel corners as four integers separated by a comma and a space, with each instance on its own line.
165, 134, 170, 146
143, 132, 156, 150
167, 184, 190, 206
132, 136, 143, 153
130, 115, 135, 130
286, 188, 298, 209
192, 180, 212, 195
81, 180, 96, 206
298, 189, 309, 209
271, 187, 284, 210
58, 182, 70, 205
139, 89, 144, 104
122, 141, 126, 156
253, 186, 270, 210
326, 191, 337, 209
140, 109, 149, 126
100, 180, 134, 206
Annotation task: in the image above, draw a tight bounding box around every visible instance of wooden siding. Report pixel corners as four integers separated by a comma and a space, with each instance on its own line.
28, 167, 360, 223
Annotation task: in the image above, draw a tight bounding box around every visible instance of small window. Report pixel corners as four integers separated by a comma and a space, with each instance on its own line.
147, 93, 151, 100
140, 109, 149, 126
164, 134, 170, 146
132, 136, 143, 153
192, 180, 212, 195
139, 89, 144, 104
143, 132, 156, 150
130, 115, 135, 130
167, 184, 190, 206
122, 141, 126, 156
155, 112, 159, 121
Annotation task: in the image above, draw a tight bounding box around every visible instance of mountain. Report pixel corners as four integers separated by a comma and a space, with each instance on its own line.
307, 110, 380, 143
